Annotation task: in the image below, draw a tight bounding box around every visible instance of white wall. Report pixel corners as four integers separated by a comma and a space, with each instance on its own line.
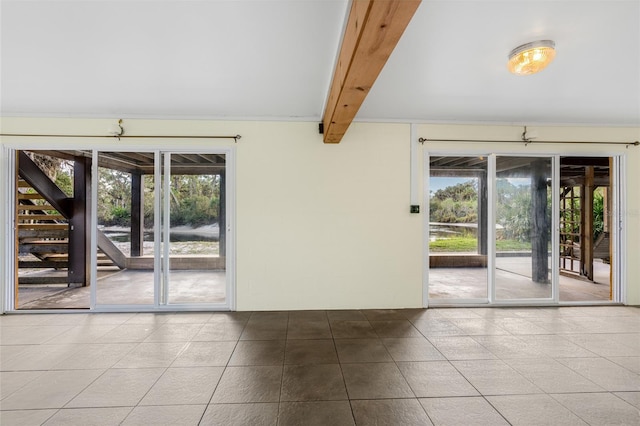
1, 118, 638, 311
235, 121, 421, 310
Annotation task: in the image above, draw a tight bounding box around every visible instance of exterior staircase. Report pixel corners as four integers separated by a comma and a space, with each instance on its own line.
18, 180, 70, 285
17, 177, 120, 286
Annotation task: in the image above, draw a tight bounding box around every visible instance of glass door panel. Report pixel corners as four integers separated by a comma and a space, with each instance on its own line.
163, 153, 227, 305
495, 156, 553, 300
95, 151, 156, 306
559, 156, 613, 302
428, 156, 488, 301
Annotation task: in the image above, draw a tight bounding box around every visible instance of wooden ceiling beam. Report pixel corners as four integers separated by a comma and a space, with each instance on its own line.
322, 0, 421, 144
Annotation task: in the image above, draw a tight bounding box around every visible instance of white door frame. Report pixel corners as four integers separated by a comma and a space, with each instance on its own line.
423, 150, 625, 307
2, 145, 235, 312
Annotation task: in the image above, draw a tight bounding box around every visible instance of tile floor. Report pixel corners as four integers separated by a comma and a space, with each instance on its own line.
1, 306, 639, 425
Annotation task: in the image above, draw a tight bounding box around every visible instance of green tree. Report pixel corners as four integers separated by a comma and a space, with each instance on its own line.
430, 180, 478, 223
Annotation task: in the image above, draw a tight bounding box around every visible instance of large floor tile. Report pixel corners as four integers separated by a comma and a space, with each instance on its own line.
471, 335, 544, 359
351, 398, 433, 425
329, 320, 378, 338
94, 324, 159, 343
452, 359, 543, 395
113, 342, 188, 368
341, 363, 413, 399
362, 309, 407, 321
397, 361, 479, 397
164, 312, 213, 324
487, 394, 588, 425
0, 325, 73, 345
505, 358, 604, 393
139, 366, 224, 405
0, 409, 57, 426
0, 370, 104, 410
284, 339, 339, 365
515, 335, 597, 358
557, 357, 640, 391
552, 392, 640, 426
614, 391, 640, 408
326, 310, 367, 321
447, 318, 510, 336
66, 368, 164, 407
228, 340, 285, 366
278, 401, 355, 426
171, 341, 236, 367
334, 338, 393, 363
42, 407, 132, 426
211, 366, 282, 403
121, 405, 206, 426
47, 325, 120, 344
565, 334, 640, 357
286, 320, 332, 339
51, 343, 137, 370
382, 337, 445, 362
490, 317, 551, 335
609, 356, 640, 374
411, 319, 466, 337
420, 396, 509, 426
142, 323, 204, 342
192, 322, 245, 341
0, 344, 79, 371
0, 371, 44, 400
200, 403, 278, 426
239, 318, 288, 340
428, 336, 497, 360
369, 320, 423, 338
281, 364, 347, 401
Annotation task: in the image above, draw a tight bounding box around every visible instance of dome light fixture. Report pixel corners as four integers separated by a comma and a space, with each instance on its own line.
508, 40, 556, 75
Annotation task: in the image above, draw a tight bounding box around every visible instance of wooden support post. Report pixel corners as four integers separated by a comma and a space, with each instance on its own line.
131, 173, 144, 257
477, 171, 488, 255
583, 166, 594, 280
218, 172, 226, 258
531, 160, 550, 283
69, 156, 91, 287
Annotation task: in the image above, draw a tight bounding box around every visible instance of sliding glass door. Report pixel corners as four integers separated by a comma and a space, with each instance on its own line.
428, 156, 489, 302
93, 150, 232, 310
427, 153, 620, 306
494, 156, 553, 301
162, 152, 228, 305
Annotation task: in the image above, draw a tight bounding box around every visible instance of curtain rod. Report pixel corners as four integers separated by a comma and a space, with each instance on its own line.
0, 119, 241, 142
418, 137, 639, 148
0, 133, 241, 142
419, 125, 638, 148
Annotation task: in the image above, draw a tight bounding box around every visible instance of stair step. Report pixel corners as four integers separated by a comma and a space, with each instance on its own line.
18, 180, 32, 188
20, 243, 69, 254
18, 223, 69, 230
18, 214, 66, 221
18, 193, 45, 200
19, 229, 68, 239
19, 261, 69, 268
18, 204, 58, 211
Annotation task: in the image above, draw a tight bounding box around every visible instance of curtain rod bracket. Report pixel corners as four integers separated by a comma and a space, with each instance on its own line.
418, 137, 427, 144
521, 126, 533, 146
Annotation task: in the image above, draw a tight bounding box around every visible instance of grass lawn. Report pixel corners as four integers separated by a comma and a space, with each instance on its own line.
429, 236, 531, 252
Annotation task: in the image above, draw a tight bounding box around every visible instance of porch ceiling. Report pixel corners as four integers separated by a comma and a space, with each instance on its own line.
34, 150, 226, 175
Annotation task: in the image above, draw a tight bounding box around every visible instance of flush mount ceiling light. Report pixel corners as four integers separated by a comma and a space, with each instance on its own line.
508, 40, 556, 75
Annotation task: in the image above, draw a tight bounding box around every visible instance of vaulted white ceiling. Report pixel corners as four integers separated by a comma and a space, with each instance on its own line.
2, 0, 639, 127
